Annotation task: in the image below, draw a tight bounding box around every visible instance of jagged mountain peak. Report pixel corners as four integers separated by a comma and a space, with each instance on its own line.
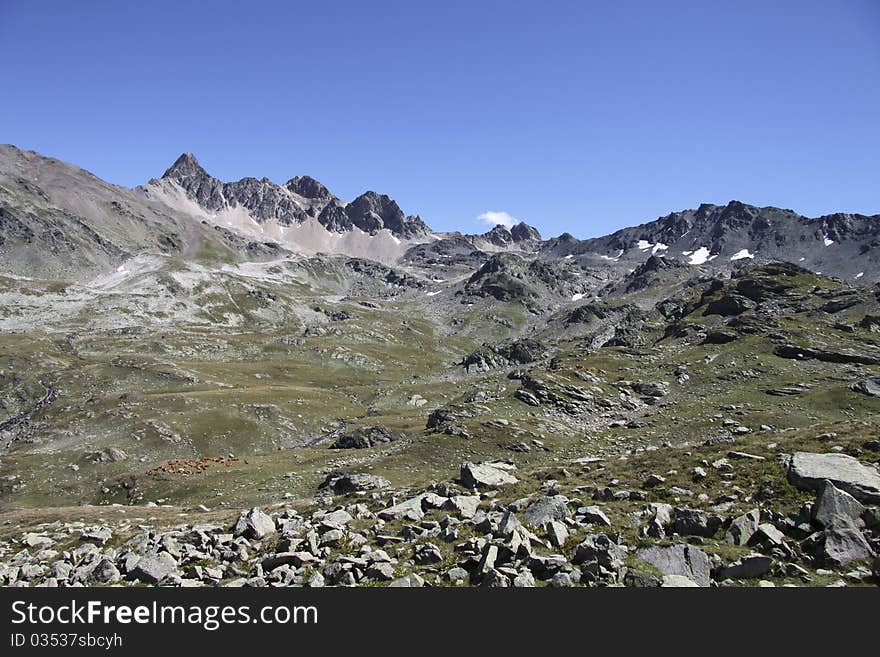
162, 152, 207, 180
511, 221, 541, 241
285, 175, 331, 200
481, 222, 541, 247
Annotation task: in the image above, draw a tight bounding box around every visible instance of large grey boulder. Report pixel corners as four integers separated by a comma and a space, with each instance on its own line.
719, 553, 773, 579
84, 557, 121, 585
235, 507, 276, 540
645, 503, 673, 539
460, 462, 518, 489
636, 544, 711, 587
673, 507, 723, 538
787, 452, 880, 503
444, 495, 481, 519
378, 495, 426, 521
725, 509, 760, 545
523, 495, 571, 526
128, 552, 179, 584
577, 505, 612, 527
812, 480, 865, 530
820, 527, 875, 567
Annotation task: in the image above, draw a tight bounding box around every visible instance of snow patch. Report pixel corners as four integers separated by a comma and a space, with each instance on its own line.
571, 293, 585, 302
637, 240, 652, 250
425, 290, 442, 297
730, 249, 754, 261
855, 272, 864, 279
651, 243, 668, 255
687, 247, 713, 265
823, 235, 834, 247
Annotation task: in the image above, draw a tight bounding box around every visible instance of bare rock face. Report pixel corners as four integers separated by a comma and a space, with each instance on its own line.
787, 452, 880, 503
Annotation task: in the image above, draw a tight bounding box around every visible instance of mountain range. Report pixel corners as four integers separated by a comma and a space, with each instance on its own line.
1, 144, 877, 285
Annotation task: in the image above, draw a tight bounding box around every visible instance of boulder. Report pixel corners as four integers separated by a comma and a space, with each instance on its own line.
389, 574, 425, 587
84, 558, 121, 585
636, 544, 711, 587
577, 505, 612, 527
787, 452, 880, 503
819, 527, 875, 567
413, 543, 443, 565
719, 553, 773, 579
673, 507, 723, 538
725, 509, 760, 546
545, 520, 569, 547
812, 480, 865, 530
752, 523, 786, 546
523, 495, 571, 526
481, 569, 511, 587
512, 570, 536, 587
128, 552, 179, 584
851, 378, 880, 397
632, 381, 668, 398
234, 507, 276, 540
330, 425, 398, 450
378, 495, 426, 522
460, 462, 519, 489
444, 495, 481, 519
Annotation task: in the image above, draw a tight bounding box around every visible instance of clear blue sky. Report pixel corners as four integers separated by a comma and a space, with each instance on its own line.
1, 1, 878, 238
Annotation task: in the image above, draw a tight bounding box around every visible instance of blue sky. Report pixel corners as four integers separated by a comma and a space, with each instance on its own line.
1, 1, 878, 238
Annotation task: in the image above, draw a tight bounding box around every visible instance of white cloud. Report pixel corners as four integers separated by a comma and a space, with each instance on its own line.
478, 210, 519, 229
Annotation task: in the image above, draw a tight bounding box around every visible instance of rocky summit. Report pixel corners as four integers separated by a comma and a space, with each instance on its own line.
0, 146, 879, 587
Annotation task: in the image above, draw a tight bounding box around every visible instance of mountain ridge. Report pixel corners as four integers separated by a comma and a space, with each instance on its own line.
1, 144, 878, 283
